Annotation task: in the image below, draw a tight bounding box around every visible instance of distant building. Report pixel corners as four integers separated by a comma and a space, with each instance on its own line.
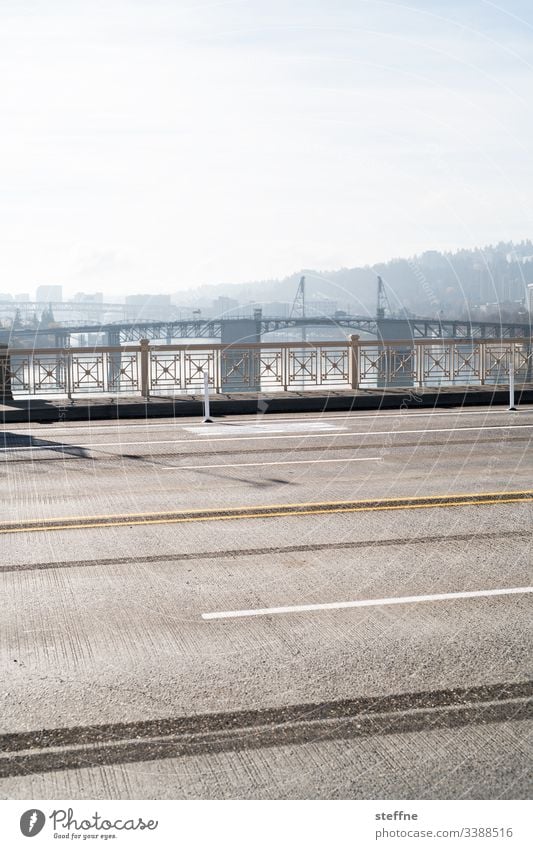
125, 294, 171, 307
212, 296, 239, 316
528, 284, 533, 314
36, 285, 62, 302
308, 299, 337, 317
125, 293, 172, 320
73, 292, 103, 303
258, 301, 290, 317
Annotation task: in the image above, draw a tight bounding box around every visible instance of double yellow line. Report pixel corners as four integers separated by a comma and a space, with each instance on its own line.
2, 490, 532, 535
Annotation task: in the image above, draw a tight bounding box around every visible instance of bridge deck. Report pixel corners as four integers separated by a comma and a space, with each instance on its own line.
1, 405, 531, 798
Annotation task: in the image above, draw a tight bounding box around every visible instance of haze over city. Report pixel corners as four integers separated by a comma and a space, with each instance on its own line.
2, 0, 533, 297
1, 0, 533, 820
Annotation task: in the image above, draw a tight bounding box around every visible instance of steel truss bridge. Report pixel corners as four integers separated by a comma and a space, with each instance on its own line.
2, 315, 532, 345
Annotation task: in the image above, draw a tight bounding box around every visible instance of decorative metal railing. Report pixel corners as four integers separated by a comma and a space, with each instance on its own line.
357, 339, 533, 388
1, 337, 532, 399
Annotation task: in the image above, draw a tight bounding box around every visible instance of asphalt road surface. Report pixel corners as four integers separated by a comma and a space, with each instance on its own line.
0, 405, 532, 799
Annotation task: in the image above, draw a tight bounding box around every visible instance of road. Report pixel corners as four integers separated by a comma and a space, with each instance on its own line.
0, 405, 532, 799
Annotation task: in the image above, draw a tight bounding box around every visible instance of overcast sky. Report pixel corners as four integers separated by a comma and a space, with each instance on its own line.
1, 0, 533, 296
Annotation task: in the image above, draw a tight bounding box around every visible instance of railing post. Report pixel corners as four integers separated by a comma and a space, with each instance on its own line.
0, 344, 13, 402
349, 335, 360, 390
509, 342, 517, 411
140, 338, 150, 399
479, 340, 486, 385
179, 348, 185, 393
29, 353, 35, 395
416, 341, 424, 387
66, 348, 72, 401
216, 347, 222, 393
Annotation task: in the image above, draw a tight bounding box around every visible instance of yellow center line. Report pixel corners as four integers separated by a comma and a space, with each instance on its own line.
1, 490, 532, 535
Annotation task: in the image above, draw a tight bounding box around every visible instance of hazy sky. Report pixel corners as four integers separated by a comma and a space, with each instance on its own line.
1, 0, 533, 296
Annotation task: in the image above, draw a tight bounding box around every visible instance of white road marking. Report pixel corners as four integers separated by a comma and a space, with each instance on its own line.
5, 406, 532, 435
202, 585, 533, 620
162, 456, 382, 471
183, 422, 344, 435
1, 422, 532, 452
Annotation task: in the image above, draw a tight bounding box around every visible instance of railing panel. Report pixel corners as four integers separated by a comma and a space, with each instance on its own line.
7, 354, 31, 393
422, 344, 453, 383
150, 352, 183, 392
288, 349, 318, 386
71, 353, 105, 393
484, 343, 512, 384
515, 344, 533, 380
359, 346, 388, 387
388, 348, 416, 385
110, 353, 139, 393
220, 348, 257, 391
319, 346, 350, 385
452, 344, 482, 384
3, 338, 532, 398
185, 351, 217, 391
359, 345, 416, 388
33, 354, 68, 394
257, 350, 284, 390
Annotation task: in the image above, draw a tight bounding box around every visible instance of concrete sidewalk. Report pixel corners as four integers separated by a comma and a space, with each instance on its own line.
2, 384, 533, 423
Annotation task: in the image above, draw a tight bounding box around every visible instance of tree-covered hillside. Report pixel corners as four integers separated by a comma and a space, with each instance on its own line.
187, 241, 533, 320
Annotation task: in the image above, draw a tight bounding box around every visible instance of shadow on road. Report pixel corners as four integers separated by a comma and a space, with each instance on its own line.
0, 432, 89, 460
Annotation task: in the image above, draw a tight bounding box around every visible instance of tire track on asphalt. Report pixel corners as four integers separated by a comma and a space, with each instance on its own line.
0, 681, 530, 778
1, 529, 530, 574
1, 435, 531, 465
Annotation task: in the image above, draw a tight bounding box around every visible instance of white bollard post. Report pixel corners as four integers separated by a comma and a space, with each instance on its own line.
508, 344, 517, 411
202, 371, 214, 423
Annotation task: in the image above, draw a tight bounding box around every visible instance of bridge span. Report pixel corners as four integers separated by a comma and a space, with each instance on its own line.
2, 313, 532, 347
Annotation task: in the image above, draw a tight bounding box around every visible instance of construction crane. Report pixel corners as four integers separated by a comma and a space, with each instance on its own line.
376, 275, 392, 320
290, 275, 306, 343
290, 275, 306, 319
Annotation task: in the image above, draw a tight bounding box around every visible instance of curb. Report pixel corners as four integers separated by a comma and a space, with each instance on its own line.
2, 386, 533, 424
